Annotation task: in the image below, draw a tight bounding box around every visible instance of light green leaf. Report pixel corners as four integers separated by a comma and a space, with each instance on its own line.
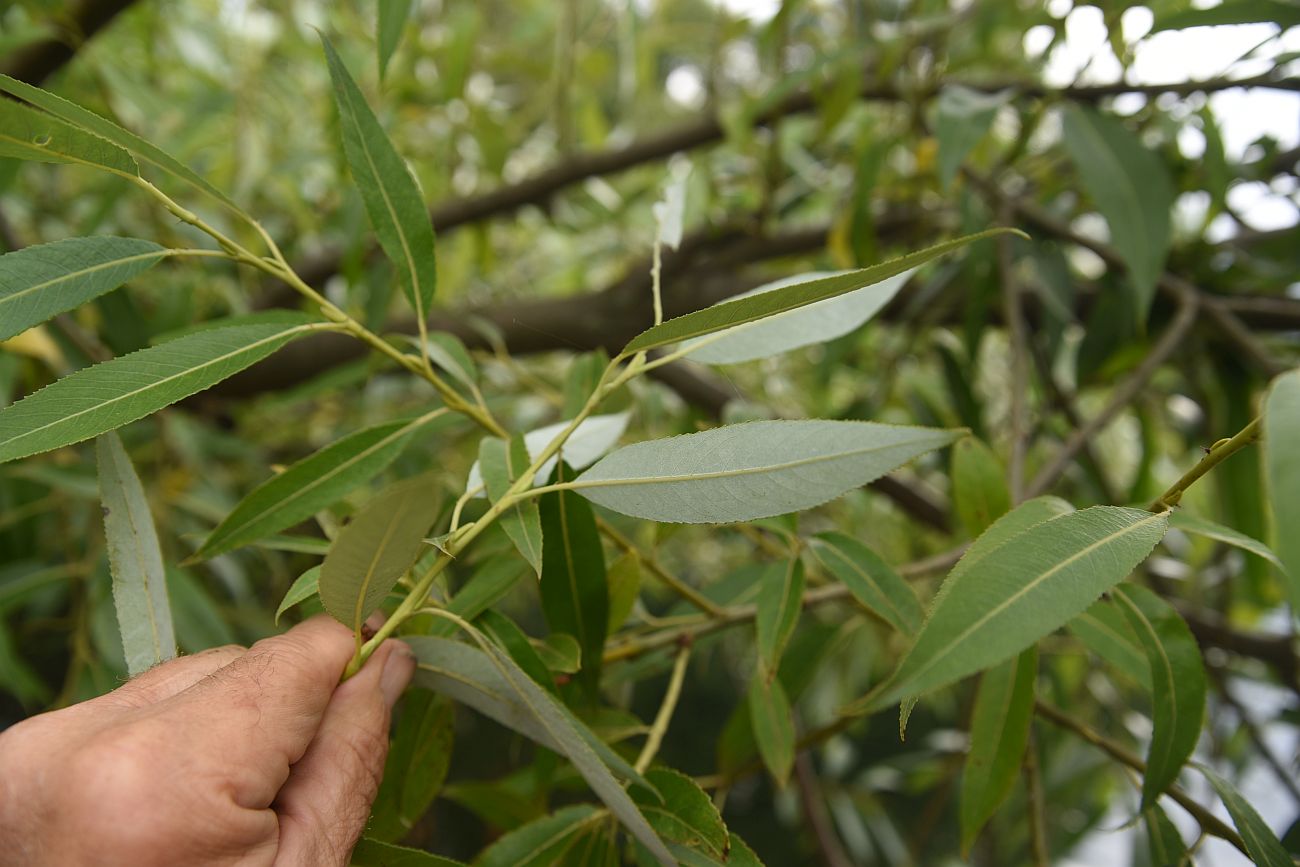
534, 633, 581, 674
1140, 804, 1187, 867
573, 420, 962, 524
811, 532, 923, 634
959, 647, 1037, 854
0, 237, 165, 342
466, 412, 631, 495
404, 332, 479, 391
871, 506, 1168, 708
606, 551, 641, 632
479, 435, 543, 575
1153, 0, 1300, 31
0, 321, 315, 465
0, 74, 235, 207
748, 672, 795, 787
1062, 106, 1173, 321
1199, 765, 1294, 867
377, 0, 416, 80
0, 95, 138, 176
1169, 510, 1283, 570
621, 229, 1018, 355
1068, 599, 1152, 691
274, 566, 320, 624
319, 477, 442, 632
322, 37, 437, 323
350, 836, 465, 867
678, 268, 913, 365
369, 689, 455, 843
196, 411, 443, 560
755, 558, 804, 677
97, 432, 175, 677
474, 805, 606, 867
1114, 584, 1206, 809
951, 436, 1011, 537
540, 462, 609, 691
1264, 369, 1300, 610
935, 85, 1009, 191
631, 768, 729, 861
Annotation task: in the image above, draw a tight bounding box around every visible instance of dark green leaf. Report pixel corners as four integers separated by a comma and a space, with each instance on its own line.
631, 768, 729, 861
755, 558, 804, 677
1169, 510, 1284, 570
0, 95, 138, 176
350, 836, 465, 866
1140, 804, 1187, 867
811, 532, 923, 634
1153, 0, 1300, 31
606, 551, 641, 632
951, 436, 1011, 537
935, 85, 1008, 191
426, 553, 528, 639
369, 689, 455, 842
478, 609, 556, 694
377, 0, 415, 80
474, 805, 606, 867
1199, 765, 1294, 867
1068, 599, 1152, 691
748, 672, 795, 787
274, 566, 320, 624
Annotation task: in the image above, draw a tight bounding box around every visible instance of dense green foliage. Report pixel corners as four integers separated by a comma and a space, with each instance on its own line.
2, 1, 1299, 864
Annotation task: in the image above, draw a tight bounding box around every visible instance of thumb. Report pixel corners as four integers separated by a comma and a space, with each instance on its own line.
272, 640, 415, 866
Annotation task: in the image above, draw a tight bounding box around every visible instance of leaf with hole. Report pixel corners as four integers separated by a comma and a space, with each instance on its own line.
572, 420, 962, 524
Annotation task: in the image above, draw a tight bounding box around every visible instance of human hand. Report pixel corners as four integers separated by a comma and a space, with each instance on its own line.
0, 615, 415, 867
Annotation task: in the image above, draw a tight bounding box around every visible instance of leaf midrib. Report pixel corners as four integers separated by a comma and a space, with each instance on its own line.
0, 249, 164, 309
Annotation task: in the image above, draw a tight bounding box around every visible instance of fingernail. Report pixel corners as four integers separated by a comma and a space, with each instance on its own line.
380, 644, 415, 707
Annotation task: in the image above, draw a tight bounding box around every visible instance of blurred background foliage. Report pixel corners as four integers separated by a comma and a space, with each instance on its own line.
1, 0, 1298, 864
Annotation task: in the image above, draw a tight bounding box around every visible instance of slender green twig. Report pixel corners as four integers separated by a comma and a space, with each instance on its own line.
1147, 417, 1262, 512
597, 517, 725, 617
634, 643, 691, 773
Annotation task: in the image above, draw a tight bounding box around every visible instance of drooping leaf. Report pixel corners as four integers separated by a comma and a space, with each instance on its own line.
319, 477, 442, 632
755, 558, 804, 677
274, 566, 321, 624
1264, 369, 1300, 610
0, 95, 138, 177
1199, 765, 1294, 867
0, 320, 315, 464
1140, 804, 1187, 867
196, 411, 444, 560
748, 672, 795, 787
959, 647, 1037, 854
0, 74, 235, 206
322, 37, 438, 323
369, 689, 455, 842
631, 768, 729, 861
870, 506, 1168, 709
951, 436, 1011, 537
1062, 106, 1173, 321
1168, 510, 1284, 570
1113, 584, 1206, 809
540, 462, 609, 691
404, 332, 479, 392
677, 269, 913, 365
0, 237, 166, 342
350, 836, 466, 866
479, 435, 543, 575
1068, 599, 1152, 691
1152, 0, 1300, 31
96, 432, 175, 677
473, 805, 607, 867
935, 85, 1009, 191
465, 412, 631, 495
621, 229, 1018, 354
377, 0, 416, 81
573, 420, 962, 524
811, 532, 923, 634
606, 551, 641, 632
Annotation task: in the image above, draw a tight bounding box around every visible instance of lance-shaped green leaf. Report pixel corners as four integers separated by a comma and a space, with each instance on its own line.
350, 836, 466, 866
959, 647, 1037, 854
0, 237, 166, 342
319, 477, 442, 632
620, 229, 1018, 355
677, 268, 913, 365
369, 689, 454, 842
478, 609, 556, 694
540, 462, 609, 689
748, 672, 795, 787
606, 551, 641, 632
377, 0, 415, 80
1140, 804, 1187, 867
1168, 510, 1283, 570
0, 320, 315, 465
480, 435, 543, 575
474, 805, 607, 867
1062, 107, 1173, 321
755, 559, 804, 677
811, 532, 923, 634
935, 85, 1009, 191
951, 436, 1011, 537
572, 420, 962, 524
275, 566, 320, 624
1153, 0, 1300, 31
403, 332, 479, 392
1199, 766, 1294, 867
406, 635, 672, 865
97, 432, 175, 676
426, 554, 528, 639
0, 95, 138, 176
1265, 369, 1300, 610
322, 37, 437, 323
1113, 584, 1206, 809
196, 411, 444, 560
631, 768, 729, 862
1068, 599, 1152, 691
871, 506, 1168, 709
0, 74, 235, 207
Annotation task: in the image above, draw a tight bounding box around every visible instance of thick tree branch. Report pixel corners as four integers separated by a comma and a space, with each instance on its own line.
0, 0, 139, 85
